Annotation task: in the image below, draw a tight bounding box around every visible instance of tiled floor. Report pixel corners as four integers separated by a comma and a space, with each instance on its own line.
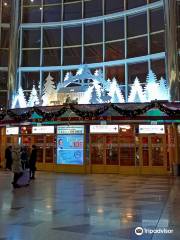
0, 171, 180, 240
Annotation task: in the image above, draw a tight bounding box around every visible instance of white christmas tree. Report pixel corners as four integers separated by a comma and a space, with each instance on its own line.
42, 73, 57, 106
144, 70, 159, 102
64, 71, 74, 82
128, 77, 146, 103
108, 78, 125, 103
27, 85, 40, 107
89, 86, 101, 104
12, 86, 27, 109
158, 77, 170, 100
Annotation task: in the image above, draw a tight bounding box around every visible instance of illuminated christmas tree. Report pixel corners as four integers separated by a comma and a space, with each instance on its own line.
12, 86, 27, 109
27, 85, 40, 107
144, 70, 159, 101
42, 73, 57, 106
128, 77, 145, 102
109, 78, 125, 103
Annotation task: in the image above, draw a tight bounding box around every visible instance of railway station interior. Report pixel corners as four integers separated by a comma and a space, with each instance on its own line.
0, 0, 180, 239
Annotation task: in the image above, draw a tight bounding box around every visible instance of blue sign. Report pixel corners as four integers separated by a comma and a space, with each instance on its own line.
57, 135, 84, 165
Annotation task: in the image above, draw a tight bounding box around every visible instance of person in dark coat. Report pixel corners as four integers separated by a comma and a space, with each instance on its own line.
20, 146, 29, 170
5, 146, 12, 170
29, 145, 37, 179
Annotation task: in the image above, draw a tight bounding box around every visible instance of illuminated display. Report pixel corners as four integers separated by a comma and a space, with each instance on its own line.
139, 125, 165, 134
32, 126, 55, 134
6, 127, 19, 135
57, 135, 84, 165
90, 125, 118, 133
57, 125, 84, 134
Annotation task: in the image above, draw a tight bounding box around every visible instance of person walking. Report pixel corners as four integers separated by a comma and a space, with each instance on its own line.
12, 146, 23, 188
20, 146, 29, 170
29, 145, 37, 180
5, 146, 13, 170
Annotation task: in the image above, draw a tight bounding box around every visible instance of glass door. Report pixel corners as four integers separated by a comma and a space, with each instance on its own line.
91, 135, 104, 164
105, 135, 119, 165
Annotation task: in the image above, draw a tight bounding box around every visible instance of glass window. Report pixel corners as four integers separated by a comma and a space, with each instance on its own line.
150, 8, 164, 32
127, 13, 147, 37
105, 0, 124, 14
0, 91, 7, 108
128, 62, 148, 84
84, 44, 103, 63
105, 19, 124, 41
126, 0, 147, 10
43, 5, 62, 22
84, 23, 103, 44
63, 47, 81, 65
44, 0, 61, 3
151, 58, 166, 79
105, 41, 125, 61
21, 72, 40, 91
43, 49, 61, 66
105, 65, 125, 85
0, 71, 8, 90
22, 29, 41, 48
0, 28, 10, 48
23, 0, 42, 5
43, 28, 61, 48
22, 6, 42, 23
22, 50, 40, 67
63, 26, 81, 46
63, 2, 82, 21
84, 0, 102, 18
127, 36, 148, 58
0, 50, 8, 67
2, 0, 11, 23
150, 32, 165, 54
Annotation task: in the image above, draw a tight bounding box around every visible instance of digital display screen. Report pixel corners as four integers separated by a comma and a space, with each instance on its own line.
57, 135, 84, 165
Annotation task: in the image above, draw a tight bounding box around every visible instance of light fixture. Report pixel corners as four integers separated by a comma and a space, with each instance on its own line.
4, 2, 7, 6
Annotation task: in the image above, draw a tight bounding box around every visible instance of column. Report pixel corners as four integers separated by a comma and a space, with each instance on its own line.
7, 0, 21, 108
163, 0, 180, 101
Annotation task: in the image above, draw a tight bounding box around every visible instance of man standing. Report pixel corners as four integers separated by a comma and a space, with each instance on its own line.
29, 145, 37, 179
5, 146, 12, 170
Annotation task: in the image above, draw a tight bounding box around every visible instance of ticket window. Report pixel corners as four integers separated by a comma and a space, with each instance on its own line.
91, 135, 104, 164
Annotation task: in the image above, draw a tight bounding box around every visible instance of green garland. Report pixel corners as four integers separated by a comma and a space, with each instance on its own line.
0, 102, 179, 122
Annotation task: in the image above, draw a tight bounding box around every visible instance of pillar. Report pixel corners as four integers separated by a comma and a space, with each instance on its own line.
163, 0, 180, 101
7, 0, 21, 108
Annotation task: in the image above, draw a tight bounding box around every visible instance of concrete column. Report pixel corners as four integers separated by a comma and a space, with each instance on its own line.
7, 0, 21, 108
163, 0, 180, 101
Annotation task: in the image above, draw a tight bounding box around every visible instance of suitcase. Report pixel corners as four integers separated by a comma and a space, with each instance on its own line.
17, 170, 30, 186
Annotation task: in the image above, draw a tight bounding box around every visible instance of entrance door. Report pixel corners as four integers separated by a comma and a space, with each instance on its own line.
139, 135, 168, 174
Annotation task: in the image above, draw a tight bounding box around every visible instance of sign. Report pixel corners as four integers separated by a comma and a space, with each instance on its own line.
32, 126, 54, 134
57, 125, 84, 134
90, 125, 118, 133
139, 125, 165, 134
57, 135, 84, 165
6, 127, 19, 135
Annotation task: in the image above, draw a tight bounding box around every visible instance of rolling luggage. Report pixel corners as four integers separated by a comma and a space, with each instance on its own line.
17, 170, 30, 186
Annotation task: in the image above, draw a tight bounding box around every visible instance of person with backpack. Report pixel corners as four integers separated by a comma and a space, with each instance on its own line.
11, 146, 23, 188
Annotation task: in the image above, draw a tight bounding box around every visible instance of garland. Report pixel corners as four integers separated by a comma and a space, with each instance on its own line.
0, 102, 179, 122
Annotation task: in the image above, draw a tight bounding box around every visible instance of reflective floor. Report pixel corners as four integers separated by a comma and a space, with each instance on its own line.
0, 171, 180, 240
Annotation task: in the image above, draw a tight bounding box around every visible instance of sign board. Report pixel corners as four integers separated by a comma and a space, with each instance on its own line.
57, 125, 84, 134
90, 125, 118, 133
139, 125, 165, 134
32, 126, 54, 134
6, 127, 19, 135
57, 134, 84, 165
